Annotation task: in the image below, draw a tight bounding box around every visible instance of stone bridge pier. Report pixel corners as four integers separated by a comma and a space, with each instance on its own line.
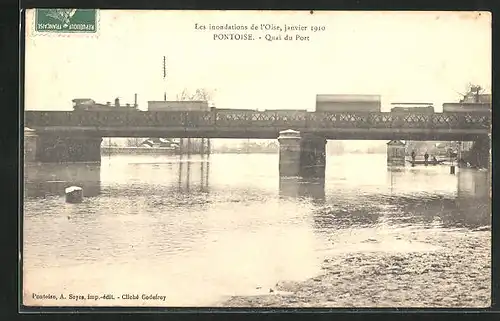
277, 129, 326, 178
33, 133, 102, 163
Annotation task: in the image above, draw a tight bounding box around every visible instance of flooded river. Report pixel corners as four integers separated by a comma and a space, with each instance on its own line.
22, 152, 491, 308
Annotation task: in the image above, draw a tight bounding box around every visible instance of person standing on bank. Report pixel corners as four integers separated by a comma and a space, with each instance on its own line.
411, 150, 416, 165
424, 152, 429, 165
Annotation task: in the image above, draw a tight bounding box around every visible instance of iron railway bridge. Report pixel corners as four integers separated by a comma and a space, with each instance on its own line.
25, 110, 490, 141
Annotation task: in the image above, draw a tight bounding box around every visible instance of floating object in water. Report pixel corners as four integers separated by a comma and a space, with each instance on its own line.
65, 186, 83, 203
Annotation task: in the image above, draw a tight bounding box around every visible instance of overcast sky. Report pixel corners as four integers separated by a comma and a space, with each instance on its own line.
25, 10, 491, 112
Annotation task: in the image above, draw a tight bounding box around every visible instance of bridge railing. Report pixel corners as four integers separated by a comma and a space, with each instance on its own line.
25, 111, 74, 126
460, 114, 491, 129
123, 111, 215, 128
309, 112, 373, 128
307, 112, 437, 129
215, 110, 266, 128
242, 111, 276, 127
25, 110, 490, 130
271, 111, 308, 129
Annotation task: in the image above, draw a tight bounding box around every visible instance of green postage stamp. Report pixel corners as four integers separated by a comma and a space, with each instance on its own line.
35, 9, 98, 33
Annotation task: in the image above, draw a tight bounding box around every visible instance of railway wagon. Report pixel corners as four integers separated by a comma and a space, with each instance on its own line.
214, 108, 258, 112
314, 94, 381, 127
315, 94, 381, 113
146, 101, 212, 126
147, 100, 210, 111
442, 103, 491, 114
388, 103, 435, 128
390, 104, 435, 114
442, 102, 491, 129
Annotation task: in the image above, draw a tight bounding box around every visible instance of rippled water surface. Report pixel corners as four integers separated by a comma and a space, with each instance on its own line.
23, 153, 491, 307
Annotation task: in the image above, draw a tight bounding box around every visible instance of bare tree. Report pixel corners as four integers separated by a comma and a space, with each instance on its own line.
176, 88, 215, 104
175, 88, 215, 154
193, 88, 214, 101
466, 82, 484, 93
459, 83, 486, 103
175, 88, 192, 101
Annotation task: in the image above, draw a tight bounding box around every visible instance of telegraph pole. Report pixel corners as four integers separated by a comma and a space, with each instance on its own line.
163, 56, 167, 101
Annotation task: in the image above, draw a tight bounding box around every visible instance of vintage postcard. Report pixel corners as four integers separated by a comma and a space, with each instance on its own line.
22, 10, 491, 308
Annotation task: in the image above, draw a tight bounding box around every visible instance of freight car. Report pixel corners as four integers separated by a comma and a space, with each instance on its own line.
388, 103, 435, 128
315, 94, 381, 113
442, 102, 491, 129
442, 102, 491, 114
390, 103, 435, 114
148, 100, 210, 111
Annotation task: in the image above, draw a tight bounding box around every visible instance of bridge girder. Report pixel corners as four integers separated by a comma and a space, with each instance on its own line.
25, 110, 490, 141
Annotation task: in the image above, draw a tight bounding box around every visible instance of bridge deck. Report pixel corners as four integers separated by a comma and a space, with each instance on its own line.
25, 110, 491, 140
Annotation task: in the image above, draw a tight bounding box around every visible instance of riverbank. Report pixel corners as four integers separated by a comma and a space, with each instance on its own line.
218, 227, 490, 308
101, 146, 177, 155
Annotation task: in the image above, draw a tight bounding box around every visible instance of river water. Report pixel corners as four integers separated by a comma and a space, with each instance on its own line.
22, 153, 491, 308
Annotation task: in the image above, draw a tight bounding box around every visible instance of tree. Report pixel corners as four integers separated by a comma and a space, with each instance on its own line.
174, 88, 216, 154
176, 88, 215, 104
458, 83, 487, 103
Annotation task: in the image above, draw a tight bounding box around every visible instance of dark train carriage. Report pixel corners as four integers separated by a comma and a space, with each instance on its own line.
314, 95, 381, 127
390, 105, 435, 114
389, 103, 435, 128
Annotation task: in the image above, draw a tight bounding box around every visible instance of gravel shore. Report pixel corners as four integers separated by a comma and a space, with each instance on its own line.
219, 228, 490, 308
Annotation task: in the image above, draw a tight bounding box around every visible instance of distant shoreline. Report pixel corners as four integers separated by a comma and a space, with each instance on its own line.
99, 147, 390, 156
101, 146, 177, 155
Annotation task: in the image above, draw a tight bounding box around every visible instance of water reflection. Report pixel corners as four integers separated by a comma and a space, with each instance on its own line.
23, 154, 491, 306
178, 154, 210, 193
383, 166, 490, 229
24, 163, 101, 198
457, 169, 490, 199
24, 157, 491, 231
279, 176, 325, 203
99, 154, 212, 213
301, 164, 491, 231
24, 154, 211, 202
453, 169, 491, 228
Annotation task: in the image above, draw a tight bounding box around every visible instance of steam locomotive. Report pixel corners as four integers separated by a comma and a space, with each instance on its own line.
72, 98, 139, 112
